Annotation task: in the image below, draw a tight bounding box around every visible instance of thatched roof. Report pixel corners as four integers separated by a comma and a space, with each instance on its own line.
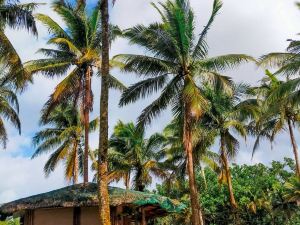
0, 183, 185, 218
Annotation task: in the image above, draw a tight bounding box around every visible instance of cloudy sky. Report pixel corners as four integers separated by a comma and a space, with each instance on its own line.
0, 0, 299, 203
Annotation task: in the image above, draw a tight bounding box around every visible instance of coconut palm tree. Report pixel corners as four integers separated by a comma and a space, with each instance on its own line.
98, 0, 114, 223
115, 0, 254, 224
250, 71, 300, 177
201, 84, 252, 210
159, 119, 219, 191
259, 36, 300, 79
0, 0, 38, 89
0, 78, 20, 149
93, 121, 166, 191
110, 121, 166, 191
32, 104, 99, 184
25, 0, 123, 184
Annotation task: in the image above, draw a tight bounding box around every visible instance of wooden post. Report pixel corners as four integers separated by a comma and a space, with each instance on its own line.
73, 207, 81, 225
141, 207, 146, 225
24, 210, 34, 225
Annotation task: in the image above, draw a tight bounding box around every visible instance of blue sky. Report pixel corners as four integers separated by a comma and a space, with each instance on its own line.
0, 0, 300, 203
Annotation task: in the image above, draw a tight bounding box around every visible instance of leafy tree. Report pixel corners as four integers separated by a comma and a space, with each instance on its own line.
155, 159, 300, 225
24, 0, 123, 184
116, 0, 253, 224
32, 104, 98, 184
0, 218, 20, 225
284, 176, 300, 204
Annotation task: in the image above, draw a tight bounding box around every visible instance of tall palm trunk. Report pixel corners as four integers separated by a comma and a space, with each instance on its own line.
287, 118, 300, 177
73, 140, 79, 184
98, 0, 111, 224
83, 66, 92, 184
183, 106, 204, 225
220, 135, 238, 209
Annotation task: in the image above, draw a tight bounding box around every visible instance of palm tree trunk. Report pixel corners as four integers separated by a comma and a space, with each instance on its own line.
136, 168, 145, 192
73, 140, 79, 184
76, 0, 85, 10
98, 0, 111, 224
125, 173, 130, 189
220, 135, 238, 209
183, 108, 204, 225
200, 166, 207, 190
287, 118, 300, 177
83, 66, 91, 184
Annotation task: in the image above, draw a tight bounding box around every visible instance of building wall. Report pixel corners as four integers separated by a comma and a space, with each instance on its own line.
24, 206, 137, 225
80, 207, 99, 225
33, 208, 73, 225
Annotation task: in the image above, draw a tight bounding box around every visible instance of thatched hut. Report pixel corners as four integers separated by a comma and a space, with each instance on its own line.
0, 183, 185, 225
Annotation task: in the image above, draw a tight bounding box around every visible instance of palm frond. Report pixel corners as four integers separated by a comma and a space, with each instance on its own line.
192, 0, 222, 59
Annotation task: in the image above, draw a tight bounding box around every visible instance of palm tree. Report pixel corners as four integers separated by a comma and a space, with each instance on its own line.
25, 0, 123, 184
259, 37, 300, 79
108, 121, 165, 191
0, 0, 38, 89
0, 78, 20, 148
250, 71, 300, 177
201, 84, 252, 210
160, 119, 219, 191
32, 104, 99, 184
98, 0, 113, 223
92, 121, 166, 191
115, 0, 253, 224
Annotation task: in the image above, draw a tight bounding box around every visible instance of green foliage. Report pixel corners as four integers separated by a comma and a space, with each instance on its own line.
155, 159, 300, 225
0, 80, 20, 148
117, 0, 254, 129
0, 218, 20, 225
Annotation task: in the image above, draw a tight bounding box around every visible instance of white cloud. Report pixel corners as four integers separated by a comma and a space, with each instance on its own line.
0, 154, 65, 203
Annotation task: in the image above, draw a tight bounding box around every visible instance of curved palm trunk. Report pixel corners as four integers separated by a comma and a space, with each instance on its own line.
287, 118, 300, 177
183, 108, 204, 225
220, 135, 238, 209
83, 66, 92, 184
98, 0, 111, 224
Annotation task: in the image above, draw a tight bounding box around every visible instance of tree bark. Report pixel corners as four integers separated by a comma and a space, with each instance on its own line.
141, 208, 146, 225
220, 135, 238, 209
76, 0, 85, 10
125, 173, 130, 190
136, 168, 145, 192
83, 66, 92, 184
183, 107, 204, 225
73, 140, 79, 184
287, 118, 300, 177
98, 0, 111, 224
